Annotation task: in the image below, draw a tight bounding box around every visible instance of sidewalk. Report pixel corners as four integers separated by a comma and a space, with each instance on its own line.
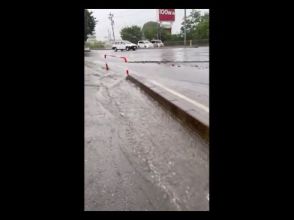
127, 72, 209, 142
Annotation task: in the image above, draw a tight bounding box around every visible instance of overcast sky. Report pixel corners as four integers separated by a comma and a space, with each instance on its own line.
88, 9, 209, 41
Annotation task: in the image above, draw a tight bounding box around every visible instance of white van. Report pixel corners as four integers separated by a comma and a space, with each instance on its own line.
151, 39, 164, 47
112, 40, 137, 51
137, 40, 154, 48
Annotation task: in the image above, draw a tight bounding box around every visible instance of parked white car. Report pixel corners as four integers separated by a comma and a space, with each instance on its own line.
112, 40, 137, 51
151, 39, 164, 47
137, 40, 154, 48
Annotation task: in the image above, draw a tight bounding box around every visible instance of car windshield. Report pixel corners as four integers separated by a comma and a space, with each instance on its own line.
123, 41, 131, 44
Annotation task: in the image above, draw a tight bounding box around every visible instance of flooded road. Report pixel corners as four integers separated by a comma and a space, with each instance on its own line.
87, 47, 209, 107
85, 48, 209, 211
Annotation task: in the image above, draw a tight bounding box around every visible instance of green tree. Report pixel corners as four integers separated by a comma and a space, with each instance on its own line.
170, 33, 183, 41
180, 10, 207, 39
160, 29, 172, 41
120, 26, 142, 43
85, 9, 97, 41
193, 13, 209, 39
142, 21, 173, 41
142, 21, 160, 40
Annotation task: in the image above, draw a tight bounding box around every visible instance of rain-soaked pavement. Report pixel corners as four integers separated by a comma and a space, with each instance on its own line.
85, 47, 209, 211
87, 47, 209, 107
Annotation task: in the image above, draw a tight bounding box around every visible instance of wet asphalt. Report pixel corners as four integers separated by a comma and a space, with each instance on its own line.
87, 47, 209, 107
85, 47, 209, 211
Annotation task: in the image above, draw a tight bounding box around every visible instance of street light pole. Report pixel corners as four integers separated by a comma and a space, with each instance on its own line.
184, 9, 187, 47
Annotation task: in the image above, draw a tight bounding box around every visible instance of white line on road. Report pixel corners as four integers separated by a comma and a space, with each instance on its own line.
150, 80, 209, 113
96, 64, 210, 113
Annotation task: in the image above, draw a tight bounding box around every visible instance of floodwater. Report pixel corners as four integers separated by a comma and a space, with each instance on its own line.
85, 47, 209, 211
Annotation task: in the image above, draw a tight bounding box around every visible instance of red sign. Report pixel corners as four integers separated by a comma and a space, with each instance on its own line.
159, 9, 175, 21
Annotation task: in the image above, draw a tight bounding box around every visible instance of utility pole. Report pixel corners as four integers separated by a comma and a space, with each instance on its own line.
108, 12, 115, 42
184, 9, 187, 47
108, 29, 111, 41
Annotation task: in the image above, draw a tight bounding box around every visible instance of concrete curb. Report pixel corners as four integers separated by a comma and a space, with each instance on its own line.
126, 74, 209, 142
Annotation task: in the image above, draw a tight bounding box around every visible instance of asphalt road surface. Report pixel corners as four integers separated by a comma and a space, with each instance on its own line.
85, 47, 209, 211
87, 47, 209, 107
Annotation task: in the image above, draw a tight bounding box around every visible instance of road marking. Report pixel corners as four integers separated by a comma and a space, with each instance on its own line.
150, 80, 209, 113
100, 65, 209, 113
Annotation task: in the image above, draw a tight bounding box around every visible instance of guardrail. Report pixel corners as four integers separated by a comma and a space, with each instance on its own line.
104, 54, 129, 76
